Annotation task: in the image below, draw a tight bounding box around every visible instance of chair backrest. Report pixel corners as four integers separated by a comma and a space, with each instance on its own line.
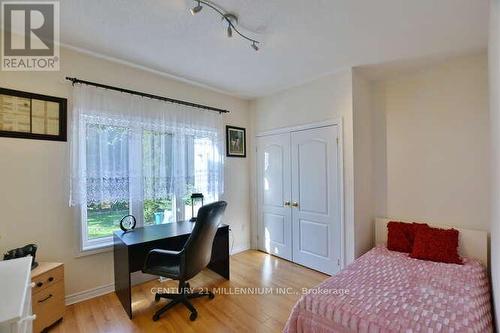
183, 201, 227, 280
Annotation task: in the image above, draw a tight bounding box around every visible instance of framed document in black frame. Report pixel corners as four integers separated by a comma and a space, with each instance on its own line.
0, 87, 67, 142
226, 125, 246, 158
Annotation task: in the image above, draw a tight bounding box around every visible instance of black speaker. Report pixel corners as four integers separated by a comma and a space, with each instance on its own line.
3, 244, 38, 269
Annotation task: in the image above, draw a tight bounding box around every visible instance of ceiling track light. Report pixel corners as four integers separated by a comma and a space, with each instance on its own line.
190, 0, 260, 51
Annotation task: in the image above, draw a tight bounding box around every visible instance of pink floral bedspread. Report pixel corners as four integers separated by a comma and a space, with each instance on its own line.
284, 246, 492, 333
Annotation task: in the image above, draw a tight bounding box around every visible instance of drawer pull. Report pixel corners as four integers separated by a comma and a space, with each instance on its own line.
36, 282, 44, 288
38, 294, 53, 303
48, 277, 54, 282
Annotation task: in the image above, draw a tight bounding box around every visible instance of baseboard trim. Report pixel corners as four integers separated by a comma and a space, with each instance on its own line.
231, 244, 251, 255
66, 248, 252, 305
65, 283, 115, 305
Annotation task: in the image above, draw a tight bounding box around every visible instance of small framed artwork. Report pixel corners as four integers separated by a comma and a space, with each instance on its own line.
226, 125, 246, 158
0, 87, 67, 141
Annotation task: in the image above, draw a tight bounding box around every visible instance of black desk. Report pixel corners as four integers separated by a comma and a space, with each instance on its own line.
113, 221, 230, 319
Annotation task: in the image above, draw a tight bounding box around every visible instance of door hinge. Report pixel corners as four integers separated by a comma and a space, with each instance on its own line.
336, 137, 339, 144
337, 258, 341, 266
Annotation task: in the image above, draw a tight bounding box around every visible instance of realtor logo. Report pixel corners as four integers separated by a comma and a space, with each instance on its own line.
1, 1, 60, 71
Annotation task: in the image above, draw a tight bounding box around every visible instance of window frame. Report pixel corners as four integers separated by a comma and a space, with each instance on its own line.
80, 205, 116, 251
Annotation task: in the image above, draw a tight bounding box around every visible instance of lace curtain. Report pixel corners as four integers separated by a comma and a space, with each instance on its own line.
69, 84, 224, 206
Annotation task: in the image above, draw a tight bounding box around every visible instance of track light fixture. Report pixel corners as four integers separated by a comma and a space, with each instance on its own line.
190, 1, 203, 15
190, 0, 260, 51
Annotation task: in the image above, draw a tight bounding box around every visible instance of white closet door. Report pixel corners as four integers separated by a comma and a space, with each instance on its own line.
257, 133, 292, 260
291, 126, 341, 275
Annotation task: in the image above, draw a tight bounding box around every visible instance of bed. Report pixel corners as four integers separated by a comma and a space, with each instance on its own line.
284, 218, 492, 333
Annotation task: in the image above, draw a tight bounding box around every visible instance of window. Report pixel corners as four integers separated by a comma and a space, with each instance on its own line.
80, 123, 218, 251
70, 85, 224, 252
82, 124, 130, 249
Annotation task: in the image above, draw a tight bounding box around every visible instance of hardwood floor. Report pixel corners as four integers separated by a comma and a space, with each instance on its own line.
51, 250, 328, 333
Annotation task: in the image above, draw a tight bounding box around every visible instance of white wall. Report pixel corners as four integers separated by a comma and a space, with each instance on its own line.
489, 0, 500, 326
371, 53, 490, 231
352, 70, 376, 256
0, 47, 252, 296
251, 70, 357, 263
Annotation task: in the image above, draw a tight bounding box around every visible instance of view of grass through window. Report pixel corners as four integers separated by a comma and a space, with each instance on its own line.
87, 198, 176, 239
87, 202, 129, 239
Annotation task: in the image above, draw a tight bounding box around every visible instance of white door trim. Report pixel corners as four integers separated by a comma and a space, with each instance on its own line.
256, 119, 342, 137
255, 118, 345, 271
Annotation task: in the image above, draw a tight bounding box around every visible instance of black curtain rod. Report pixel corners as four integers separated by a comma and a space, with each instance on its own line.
65, 77, 230, 114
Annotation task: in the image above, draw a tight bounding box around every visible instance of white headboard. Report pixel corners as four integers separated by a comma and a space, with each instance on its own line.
375, 218, 489, 267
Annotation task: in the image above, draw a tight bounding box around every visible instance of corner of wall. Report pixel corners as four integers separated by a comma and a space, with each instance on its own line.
351, 70, 377, 258
248, 99, 259, 250
489, 0, 500, 327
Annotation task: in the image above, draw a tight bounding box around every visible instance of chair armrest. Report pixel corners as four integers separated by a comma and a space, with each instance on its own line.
143, 249, 182, 271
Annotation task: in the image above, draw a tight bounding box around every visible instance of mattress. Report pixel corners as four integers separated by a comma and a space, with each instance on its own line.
284, 245, 492, 333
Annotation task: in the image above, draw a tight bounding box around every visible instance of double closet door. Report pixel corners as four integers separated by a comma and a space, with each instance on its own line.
257, 125, 341, 275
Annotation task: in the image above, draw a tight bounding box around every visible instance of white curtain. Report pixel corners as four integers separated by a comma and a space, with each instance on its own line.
69, 84, 224, 207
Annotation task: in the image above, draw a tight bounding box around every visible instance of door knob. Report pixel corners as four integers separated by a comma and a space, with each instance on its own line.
291, 202, 299, 208
284, 201, 291, 207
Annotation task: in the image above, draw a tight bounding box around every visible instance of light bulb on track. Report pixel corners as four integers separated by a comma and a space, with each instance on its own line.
190, 1, 203, 15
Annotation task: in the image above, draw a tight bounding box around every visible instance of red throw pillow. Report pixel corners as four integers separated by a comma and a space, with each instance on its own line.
387, 221, 423, 253
410, 226, 463, 264
409, 223, 428, 244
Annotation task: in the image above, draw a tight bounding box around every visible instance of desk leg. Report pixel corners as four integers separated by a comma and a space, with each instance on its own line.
207, 226, 230, 279
114, 234, 132, 319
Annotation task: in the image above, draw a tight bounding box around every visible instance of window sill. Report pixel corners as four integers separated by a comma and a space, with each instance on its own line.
75, 242, 113, 258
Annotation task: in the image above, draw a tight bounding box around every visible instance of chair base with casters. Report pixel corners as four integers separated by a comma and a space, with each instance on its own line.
152, 280, 215, 321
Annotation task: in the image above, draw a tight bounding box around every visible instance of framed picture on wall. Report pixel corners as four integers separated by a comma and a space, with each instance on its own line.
0, 87, 67, 141
226, 125, 246, 158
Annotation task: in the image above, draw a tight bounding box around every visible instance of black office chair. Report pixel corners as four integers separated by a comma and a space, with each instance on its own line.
142, 201, 228, 321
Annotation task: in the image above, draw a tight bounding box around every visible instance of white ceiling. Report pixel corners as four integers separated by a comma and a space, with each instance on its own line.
60, 0, 489, 98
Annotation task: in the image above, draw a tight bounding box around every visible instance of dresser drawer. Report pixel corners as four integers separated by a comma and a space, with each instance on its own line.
31, 265, 63, 295
32, 282, 64, 333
